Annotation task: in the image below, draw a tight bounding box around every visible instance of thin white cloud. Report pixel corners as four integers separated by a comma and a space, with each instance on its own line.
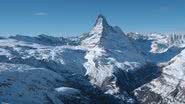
34, 12, 48, 16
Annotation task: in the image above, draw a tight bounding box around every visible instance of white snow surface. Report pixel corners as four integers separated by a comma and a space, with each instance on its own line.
55, 87, 81, 96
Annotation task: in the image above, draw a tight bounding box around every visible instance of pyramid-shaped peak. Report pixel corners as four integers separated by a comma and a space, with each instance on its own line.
95, 14, 109, 27
90, 14, 111, 34
97, 14, 107, 21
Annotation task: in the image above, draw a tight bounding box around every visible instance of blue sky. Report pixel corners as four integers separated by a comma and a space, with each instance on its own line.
0, 0, 185, 37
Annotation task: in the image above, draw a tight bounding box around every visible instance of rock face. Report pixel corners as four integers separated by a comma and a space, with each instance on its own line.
0, 15, 185, 104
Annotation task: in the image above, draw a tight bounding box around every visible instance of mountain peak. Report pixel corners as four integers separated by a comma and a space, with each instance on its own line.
82, 15, 128, 47
90, 14, 111, 34
95, 14, 109, 26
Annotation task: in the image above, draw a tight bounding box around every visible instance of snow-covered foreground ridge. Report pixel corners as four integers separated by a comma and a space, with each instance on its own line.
0, 15, 185, 104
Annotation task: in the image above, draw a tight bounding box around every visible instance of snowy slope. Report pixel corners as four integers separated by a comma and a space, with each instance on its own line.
0, 63, 65, 104
127, 32, 184, 63
134, 49, 185, 104
127, 32, 185, 104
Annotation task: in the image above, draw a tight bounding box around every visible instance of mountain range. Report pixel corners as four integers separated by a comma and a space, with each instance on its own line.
0, 15, 185, 104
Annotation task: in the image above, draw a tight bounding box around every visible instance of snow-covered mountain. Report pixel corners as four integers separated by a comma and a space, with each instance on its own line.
134, 49, 185, 104
81, 15, 146, 91
0, 15, 185, 104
